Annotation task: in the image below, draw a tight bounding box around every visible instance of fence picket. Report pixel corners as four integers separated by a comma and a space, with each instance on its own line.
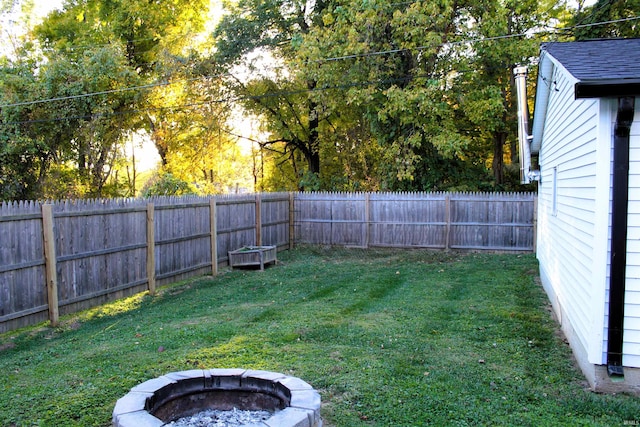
0, 192, 534, 333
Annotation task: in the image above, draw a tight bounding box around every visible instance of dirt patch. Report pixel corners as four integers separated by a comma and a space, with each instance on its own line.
0, 342, 16, 352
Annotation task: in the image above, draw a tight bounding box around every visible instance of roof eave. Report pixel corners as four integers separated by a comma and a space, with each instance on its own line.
531, 51, 559, 155
575, 79, 640, 99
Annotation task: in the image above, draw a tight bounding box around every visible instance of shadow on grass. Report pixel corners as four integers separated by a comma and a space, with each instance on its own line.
0, 248, 638, 427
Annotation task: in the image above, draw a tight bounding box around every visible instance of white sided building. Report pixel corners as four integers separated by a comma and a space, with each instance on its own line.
516, 38, 640, 393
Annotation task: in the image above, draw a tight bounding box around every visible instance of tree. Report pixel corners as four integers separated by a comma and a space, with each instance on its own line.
294, 0, 488, 189
35, 0, 208, 162
1, 0, 576, 198
452, 0, 552, 187
6, 0, 221, 198
295, 0, 560, 190
36, 0, 208, 73
213, 0, 333, 189
44, 46, 141, 196
0, 58, 45, 200
572, 0, 640, 39
0, 43, 144, 199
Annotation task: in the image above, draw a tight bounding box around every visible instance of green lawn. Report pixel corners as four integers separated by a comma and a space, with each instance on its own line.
0, 247, 638, 426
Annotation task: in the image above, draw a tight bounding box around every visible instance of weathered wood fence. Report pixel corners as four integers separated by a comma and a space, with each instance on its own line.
0, 193, 291, 333
0, 191, 535, 333
295, 192, 537, 250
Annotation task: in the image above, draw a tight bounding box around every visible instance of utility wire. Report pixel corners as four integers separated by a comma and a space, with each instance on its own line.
319, 15, 640, 62
0, 69, 268, 108
572, 0, 612, 27
1, 15, 638, 111
0, 80, 169, 108
573, 15, 640, 29
0, 73, 426, 126
0, 72, 239, 109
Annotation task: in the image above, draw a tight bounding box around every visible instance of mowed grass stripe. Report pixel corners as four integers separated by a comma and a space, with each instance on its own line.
0, 248, 638, 426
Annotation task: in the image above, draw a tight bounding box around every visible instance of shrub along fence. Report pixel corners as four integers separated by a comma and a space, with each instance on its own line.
0, 191, 535, 333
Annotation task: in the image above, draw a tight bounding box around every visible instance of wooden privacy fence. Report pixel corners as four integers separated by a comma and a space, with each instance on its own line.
0, 193, 291, 333
0, 191, 535, 333
295, 192, 537, 250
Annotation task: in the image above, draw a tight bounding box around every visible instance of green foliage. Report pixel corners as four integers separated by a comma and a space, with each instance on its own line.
298, 170, 321, 191
140, 172, 195, 197
1, 0, 588, 197
36, 0, 208, 72
0, 0, 218, 200
0, 58, 53, 200
572, 0, 640, 39
40, 45, 142, 197
40, 163, 90, 199
292, 0, 556, 190
145, 64, 253, 194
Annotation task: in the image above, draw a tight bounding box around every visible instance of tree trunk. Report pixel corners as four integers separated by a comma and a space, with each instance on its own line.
307, 151, 320, 175
148, 116, 168, 166
78, 145, 87, 178
492, 132, 506, 185
307, 81, 320, 175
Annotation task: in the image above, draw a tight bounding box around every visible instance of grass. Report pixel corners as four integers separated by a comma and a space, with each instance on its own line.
0, 247, 638, 426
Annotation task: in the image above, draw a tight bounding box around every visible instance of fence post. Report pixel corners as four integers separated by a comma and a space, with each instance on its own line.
289, 192, 295, 249
533, 195, 538, 253
445, 194, 451, 250
210, 199, 218, 276
41, 204, 59, 327
146, 203, 156, 296
255, 193, 262, 246
364, 193, 370, 248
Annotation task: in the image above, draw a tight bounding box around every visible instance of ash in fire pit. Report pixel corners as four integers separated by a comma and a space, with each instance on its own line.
166, 408, 273, 427
112, 369, 322, 427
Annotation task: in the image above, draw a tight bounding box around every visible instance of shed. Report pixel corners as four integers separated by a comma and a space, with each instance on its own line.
516, 38, 640, 393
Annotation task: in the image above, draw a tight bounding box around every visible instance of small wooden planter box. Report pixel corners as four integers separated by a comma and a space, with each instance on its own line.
228, 245, 277, 271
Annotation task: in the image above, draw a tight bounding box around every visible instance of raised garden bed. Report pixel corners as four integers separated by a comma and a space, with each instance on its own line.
228, 245, 277, 271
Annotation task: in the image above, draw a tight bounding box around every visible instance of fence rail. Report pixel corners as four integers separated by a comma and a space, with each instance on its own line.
295, 192, 536, 250
0, 191, 535, 333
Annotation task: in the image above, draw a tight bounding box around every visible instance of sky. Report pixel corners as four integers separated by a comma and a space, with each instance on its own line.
34, 0, 64, 16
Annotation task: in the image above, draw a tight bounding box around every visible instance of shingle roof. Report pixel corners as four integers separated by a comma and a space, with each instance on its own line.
541, 38, 640, 98
542, 38, 640, 81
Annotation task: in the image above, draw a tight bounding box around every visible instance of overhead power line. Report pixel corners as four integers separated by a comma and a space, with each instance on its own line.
1, 15, 638, 112
572, 15, 640, 29
319, 15, 640, 63
0, 80, 169, 108
0, 73, 428, 126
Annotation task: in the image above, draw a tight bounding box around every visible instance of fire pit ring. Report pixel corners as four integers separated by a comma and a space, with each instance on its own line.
112, 369, 322, 427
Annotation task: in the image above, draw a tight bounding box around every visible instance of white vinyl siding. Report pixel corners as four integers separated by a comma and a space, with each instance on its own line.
601, 105, 640, 368
538, 70, 640, 369
552, 167, 558, 216
592, 100, 614, 365
536, 62, 602, 364
622, 110, 640, 367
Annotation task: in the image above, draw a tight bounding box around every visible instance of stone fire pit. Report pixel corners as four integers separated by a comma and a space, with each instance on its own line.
112, 369, 322, 427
